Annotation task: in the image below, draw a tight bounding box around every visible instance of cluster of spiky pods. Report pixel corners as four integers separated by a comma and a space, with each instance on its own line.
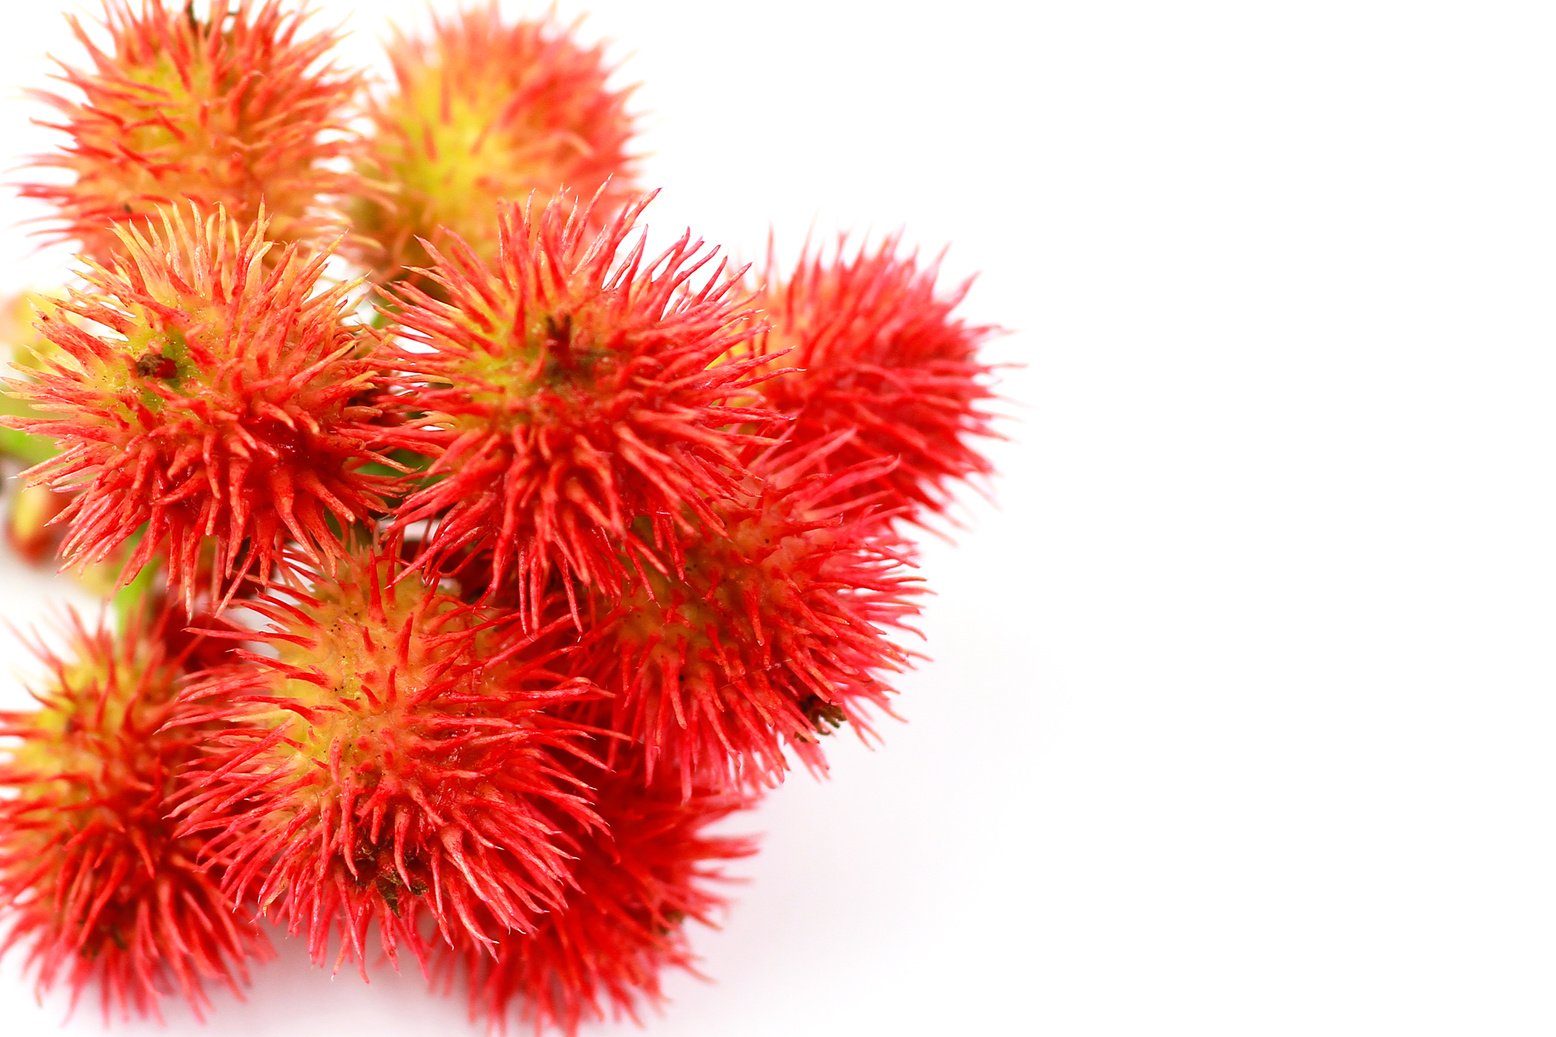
0, 1, 999, 1032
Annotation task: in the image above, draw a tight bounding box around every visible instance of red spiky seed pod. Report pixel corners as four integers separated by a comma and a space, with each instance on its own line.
0, 290, 73, 377
439, 754, 754, 1036
0, 608, 268, 1022
24, 0, 363, 262
581, 439, 923, 793
3, 205, 397, 605
383, 192, 772, 618
177, 549, 603, 970
749, 237, 1001, 520
1, 292, 72, 561
350, 3, 637, 286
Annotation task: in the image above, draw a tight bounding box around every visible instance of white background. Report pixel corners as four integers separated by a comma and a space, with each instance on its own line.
1, 1, 1554, 1035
